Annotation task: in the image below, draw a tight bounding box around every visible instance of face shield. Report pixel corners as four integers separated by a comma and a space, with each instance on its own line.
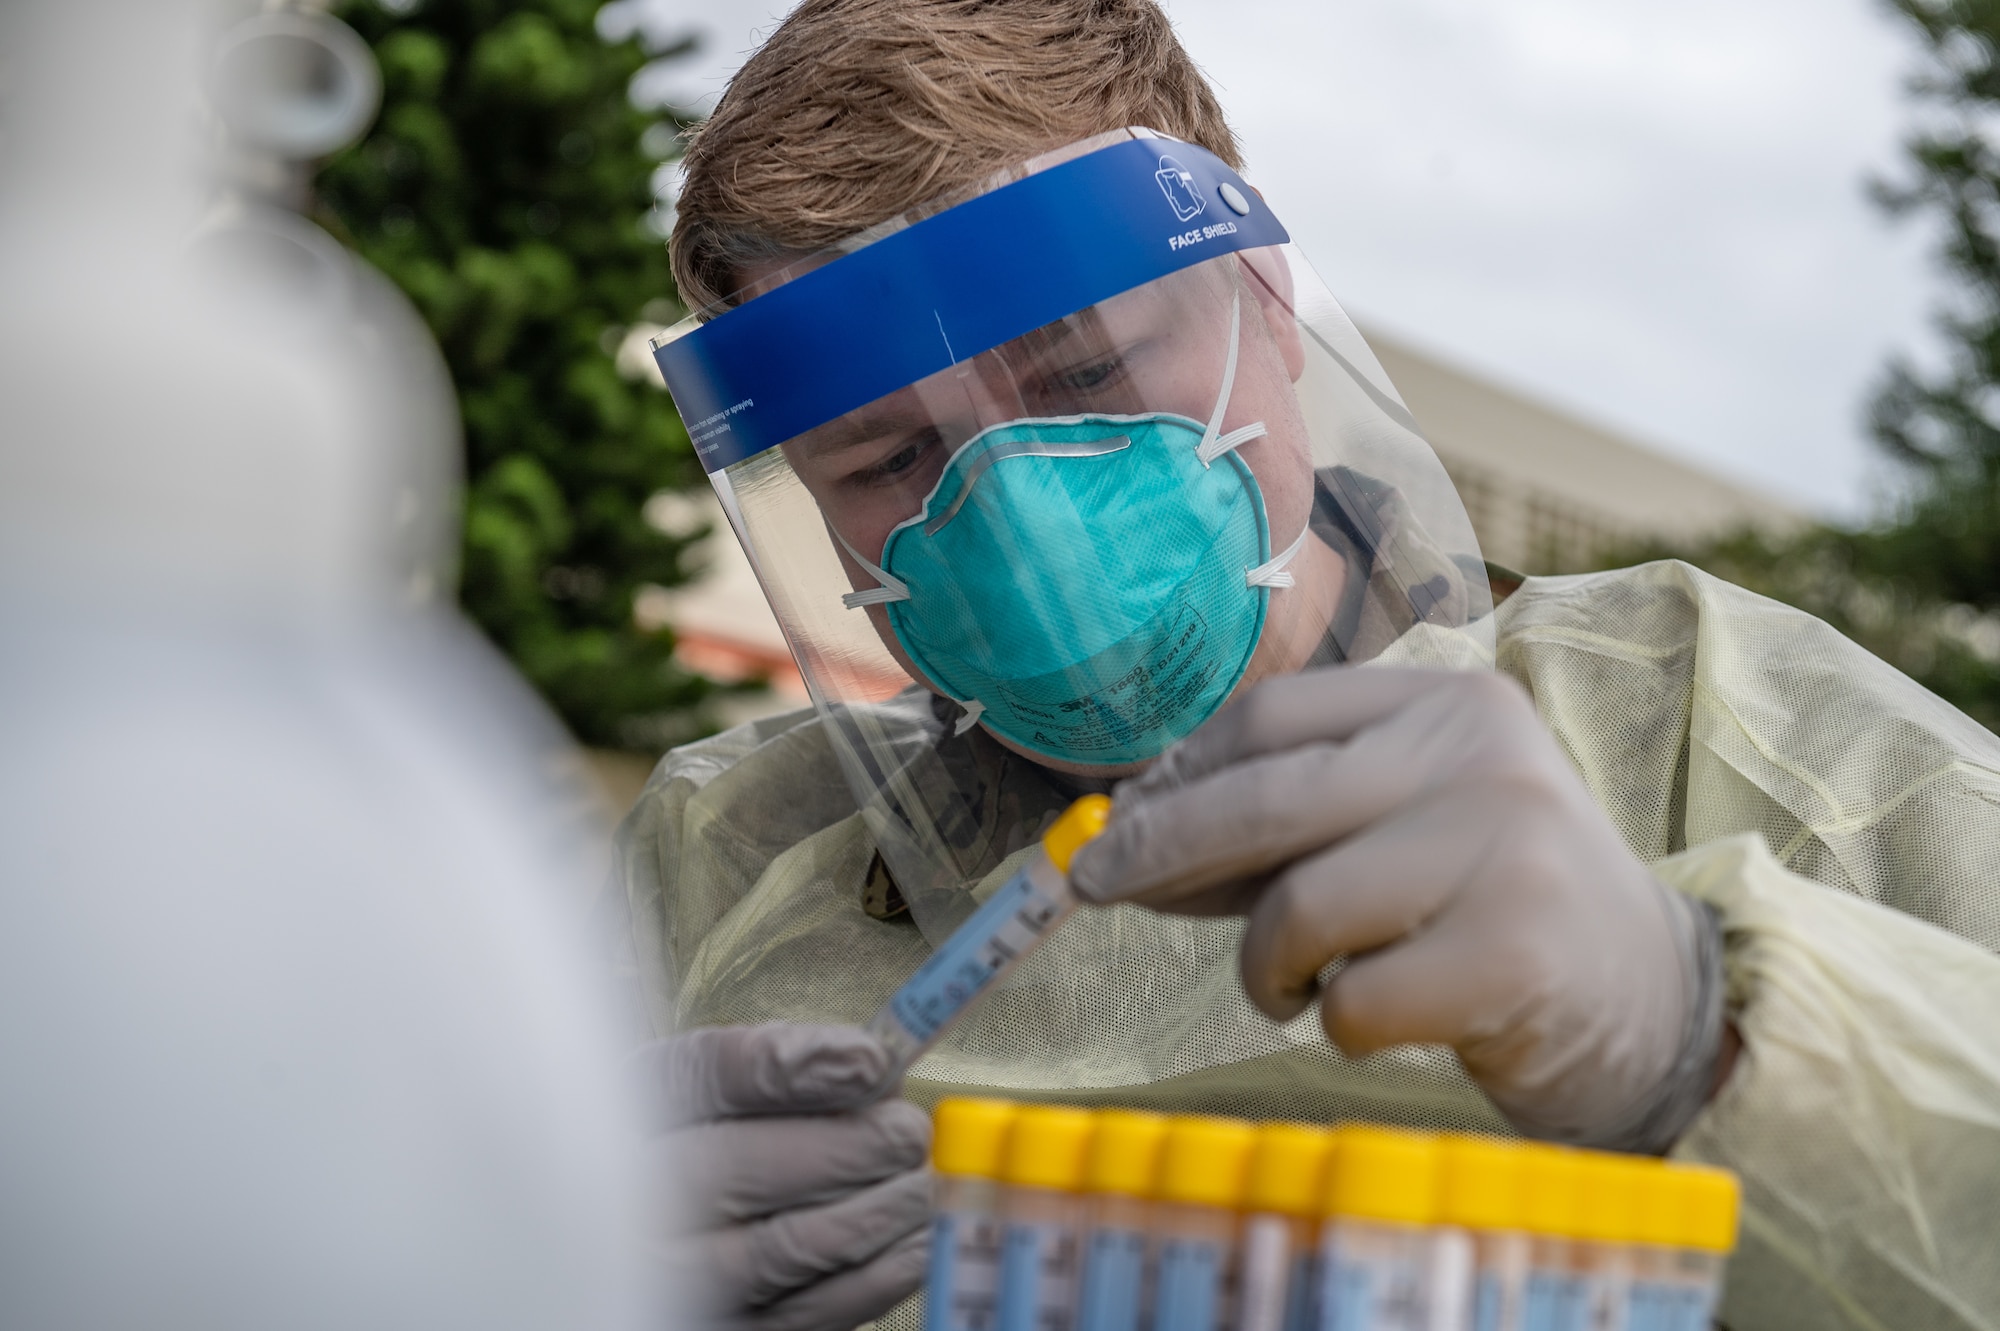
655, 129, 1492, 942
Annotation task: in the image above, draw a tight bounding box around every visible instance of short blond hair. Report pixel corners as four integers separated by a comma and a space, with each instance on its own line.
670, 0, 1242, 312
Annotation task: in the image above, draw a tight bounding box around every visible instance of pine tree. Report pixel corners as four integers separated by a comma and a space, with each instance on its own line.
316, 0, 715, 751
1866, 0, 2000, 615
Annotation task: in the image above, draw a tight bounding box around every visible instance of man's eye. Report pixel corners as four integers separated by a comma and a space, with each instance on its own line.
853, 431, 938, 486
1048, 351, 1128, 393
1055, 358, 1124, 392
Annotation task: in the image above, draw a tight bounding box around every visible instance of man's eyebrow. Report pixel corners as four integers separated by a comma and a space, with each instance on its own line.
796, 403, 929, 459
1012, 317, 1085, 359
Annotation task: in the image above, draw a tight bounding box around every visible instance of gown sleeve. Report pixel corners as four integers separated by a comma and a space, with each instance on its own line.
1500, 560, 2000, 1330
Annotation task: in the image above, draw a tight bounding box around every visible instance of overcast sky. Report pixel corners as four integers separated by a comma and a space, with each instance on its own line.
615, 0, 1941, 520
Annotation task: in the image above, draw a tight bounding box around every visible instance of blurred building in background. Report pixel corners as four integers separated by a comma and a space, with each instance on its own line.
1364, 329, 1799, 576
633, 489, 812, 711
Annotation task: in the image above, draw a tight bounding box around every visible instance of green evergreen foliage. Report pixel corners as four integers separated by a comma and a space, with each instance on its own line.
1595, 2, 2000, 730
316, 0, 717, 751
1866, 0, 2000, 612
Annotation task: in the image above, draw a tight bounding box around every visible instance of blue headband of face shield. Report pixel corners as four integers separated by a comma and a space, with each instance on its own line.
654, 135, 1290, 470
653, 135, 1303, 766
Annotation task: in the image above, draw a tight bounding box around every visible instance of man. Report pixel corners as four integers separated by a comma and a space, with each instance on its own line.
617, 3, 2000, 1329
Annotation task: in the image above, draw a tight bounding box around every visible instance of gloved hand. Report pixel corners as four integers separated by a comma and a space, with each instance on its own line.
1069, 668, 1727, 1152
635, 1022, 932, 1331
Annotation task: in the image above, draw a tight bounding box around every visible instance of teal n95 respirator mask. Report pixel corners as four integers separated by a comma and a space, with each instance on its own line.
652, 128, 1494, 935
830, 293, 1307, 767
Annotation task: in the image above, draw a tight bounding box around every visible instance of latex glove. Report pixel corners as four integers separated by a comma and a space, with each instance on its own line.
635, 1023, 932, 1331
1069, 668, 1727, 1151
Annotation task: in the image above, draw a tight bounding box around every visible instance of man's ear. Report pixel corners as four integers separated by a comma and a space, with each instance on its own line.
1236, 246, 1305, 383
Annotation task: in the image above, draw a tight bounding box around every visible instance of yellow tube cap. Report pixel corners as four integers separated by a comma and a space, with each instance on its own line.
1630, 1159, 1682, 1248
1083, 1109, 1168, 1198
1323, 1125, 1439, 1226
1001, 1105, 1095, 1191
931, 1098, 1018, 1179
1517, 1145, 1583, 1237
1042, 795, 1112, 874
1577, 1154, 1643, 1243
1156, 1116, 1256, 1209
1245, 1123, 1333, 1218
1675, 1164, 1741, 1254
1437, 1134, 1523, 1232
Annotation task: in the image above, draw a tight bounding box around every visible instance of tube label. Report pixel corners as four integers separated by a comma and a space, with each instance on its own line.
1622, 1280, 1670, 1331
1238, 1215, 1318, 1331
998, 1219, 1080, 1331
1472, 1271, 1503, 1331
886, 860, 1065, 1045
1651, 1284, 1716, 1331
926, 1210, 1005, 1331
1583, 1267, 1631, 1331
1283, 1251, 1316, 1331
1522, 1271, 1587, 1331
1153, 1236, 1226, 1331
1314, 1240, 1425, 1331
1429, 1230, 1473, 1331
1075, 1226, 1147, 1331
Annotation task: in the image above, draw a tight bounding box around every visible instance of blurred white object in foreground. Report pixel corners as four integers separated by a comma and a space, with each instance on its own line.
0, 2, 659, 1328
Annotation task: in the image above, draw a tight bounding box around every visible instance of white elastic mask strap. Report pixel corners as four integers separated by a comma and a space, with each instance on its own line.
1246, 523, 1311, 590
831, 527, 980, 732
834, 527, 911, 608
947, 697, 986, 736
1196, 290, 1270, 468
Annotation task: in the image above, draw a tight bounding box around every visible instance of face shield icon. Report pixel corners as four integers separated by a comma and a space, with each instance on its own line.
1154, 154, 1207, 222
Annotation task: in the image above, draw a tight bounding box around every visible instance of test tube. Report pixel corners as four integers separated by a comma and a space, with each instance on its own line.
1516, 1145, 1585, 1331
1074, 1110, 1169, 1331
1437, 1134, 1529, 1331
926, 1099, 1021, 1331
996, 1105, 1097, 1331
868, 796, 1111, 1073
1665, 1165, 1739, 1331
1574, 1156, 1641, 1331
1151, 1115, 1257, 1331
1314, 1125, 1441, 1331
1620, 1161, 1681, 1331
1238, 1123, 1332, 1331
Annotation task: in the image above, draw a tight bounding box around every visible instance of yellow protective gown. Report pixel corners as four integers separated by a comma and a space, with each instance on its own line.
613, 559, 2000, 1331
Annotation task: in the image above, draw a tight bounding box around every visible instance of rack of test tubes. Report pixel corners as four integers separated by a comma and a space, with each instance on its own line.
924, 1098, 1740, 1331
